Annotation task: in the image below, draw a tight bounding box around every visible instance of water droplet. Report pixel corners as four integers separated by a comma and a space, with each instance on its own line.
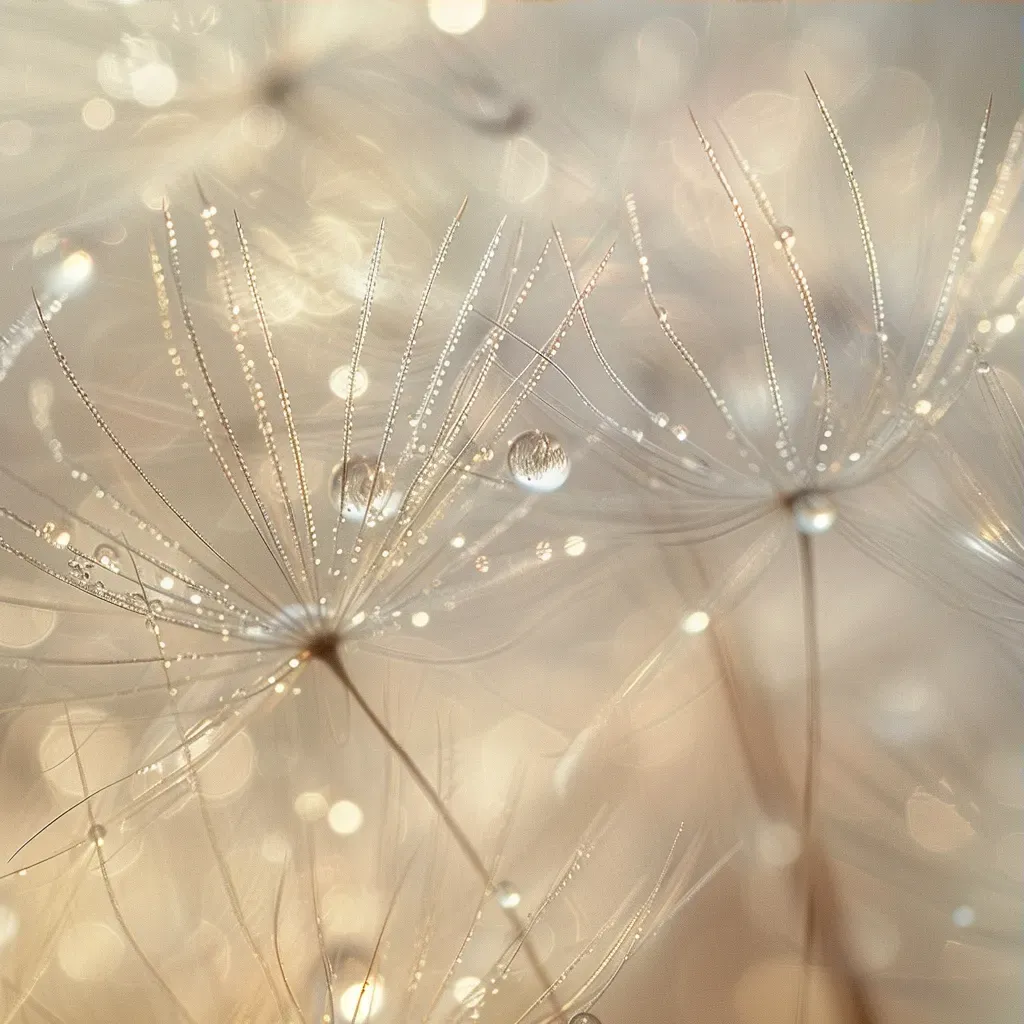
330, 457, 395, 522
952, 905, 975, 928
681, 610, 710, 635
494, 882, 520, 909
507, 431, 570, 493
535, 540, 552, 562
474, 556, 489, 573
88, 823, 107, 847
792, 493, 837, 534
913, 399, 932, 417
329, 364, 369, 400
773, 226, 795, 251
93, 543, 119, 570
569, 1014, 602, 1024
976, 361, 990, 375
564, 535, 586, 557
671, 424, 688, 442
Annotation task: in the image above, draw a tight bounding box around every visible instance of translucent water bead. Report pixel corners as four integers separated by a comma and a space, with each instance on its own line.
329, 456, 394, 522
507, 430, 570, 493
792, 492, 837, 535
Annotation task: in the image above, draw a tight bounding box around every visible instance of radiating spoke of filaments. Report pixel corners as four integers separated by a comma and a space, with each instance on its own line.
909, 99, 991, 394
805, 75, 885, 349
32, 293, 282, 623
716, 123, 834, 467
235, 212, 320, 603
158, 206, 304, 609
689, 110, 798, 477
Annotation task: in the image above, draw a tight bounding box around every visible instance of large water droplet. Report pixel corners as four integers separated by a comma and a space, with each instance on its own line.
330, 457, 395, 523
569, 1014, 602, 1024
507, 431, 570, 493
792, 493, 837, 534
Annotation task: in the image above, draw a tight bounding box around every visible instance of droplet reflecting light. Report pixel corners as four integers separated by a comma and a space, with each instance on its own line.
339, 978, 385, 1023
507, 431, 570, 493
329, 364, 370, 401
792, 493, 837, 534
328, 800, 364, 836
428, 0, 486, 35
495, 881, 521, 909
330, 457, 395, 522
682, 610, 710, 634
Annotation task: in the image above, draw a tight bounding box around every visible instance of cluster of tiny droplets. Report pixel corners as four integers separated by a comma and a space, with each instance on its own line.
1, 294, 65, 384
327, 209, 477, 598
344, 225, 511, 595
206, 207, 318, 587
354, 229, 554, 604
408, 216, 505, 452
912, 107, 988, 393
625, 194, 764, 474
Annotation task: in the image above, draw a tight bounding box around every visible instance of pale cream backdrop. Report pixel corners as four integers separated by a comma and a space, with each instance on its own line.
0, 3, 1021, 1024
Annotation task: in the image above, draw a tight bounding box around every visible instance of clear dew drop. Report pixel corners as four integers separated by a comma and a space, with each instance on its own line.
88, 823, 107, 847
671, 424, 688, 442
93, 543, 119, 570
792, 493, 837, 535
330, 456, 395, 522
494, 882, 520, 909
507, 431, 570, 493
773, 226, 795, 250
568, 1014, 602, 1024
976, 361, 990, 375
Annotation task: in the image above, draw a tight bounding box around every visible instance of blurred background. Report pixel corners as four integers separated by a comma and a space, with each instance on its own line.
0, 2, 1021, 1023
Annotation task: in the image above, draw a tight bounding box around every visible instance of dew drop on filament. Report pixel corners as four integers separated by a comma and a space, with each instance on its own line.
330, 457, 395, 523
568, 1014, 602, 1024
792, 493, 837, 535
93, 543, 119, 570
507, 431, 570, 493
773, 226, 796, 251
494, 882, 521, 909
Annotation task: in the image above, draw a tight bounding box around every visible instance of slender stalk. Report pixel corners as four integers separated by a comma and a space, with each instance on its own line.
315, 643, 565, 1022
692, 543, 878, 1024
796, 530, 821, 1024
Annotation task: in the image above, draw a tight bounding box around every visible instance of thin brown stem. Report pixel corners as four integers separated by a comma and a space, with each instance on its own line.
314, 643, 565, 1022
796, 530, 821, 1024
691, 546, 878, 1024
